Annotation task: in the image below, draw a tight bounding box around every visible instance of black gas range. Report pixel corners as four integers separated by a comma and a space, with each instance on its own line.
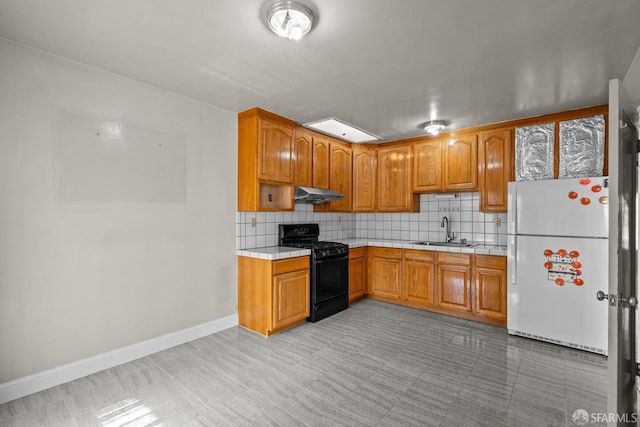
279, 224, 349, 322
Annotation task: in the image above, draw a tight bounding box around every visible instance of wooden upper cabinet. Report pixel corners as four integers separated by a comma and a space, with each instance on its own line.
238, 108, 295, 211
258, 119, 295, 183
414, 140, 442, 192
377, 144, 418, 212
327, 143, 352, 211
294, 127, 313, 187
313, 136, 330, 189
352, 146, 377, 212
478, 129, 513, 212
443, 134, 478, 190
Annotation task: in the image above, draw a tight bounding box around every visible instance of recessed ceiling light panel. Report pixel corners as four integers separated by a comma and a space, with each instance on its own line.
304, 118, 381, 143
266, 1, 314, 40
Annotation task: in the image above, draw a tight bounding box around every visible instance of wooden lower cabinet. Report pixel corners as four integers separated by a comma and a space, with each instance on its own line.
402, 249, 434, 308
473, 255, 507, 322
272, 269, 310, 330
362, 247, 506, 327
435, 253, 472, 313
368, 247, 403, 299
349, 247, 367, 303
238, 250, 507, 336
238, 255, 310, 336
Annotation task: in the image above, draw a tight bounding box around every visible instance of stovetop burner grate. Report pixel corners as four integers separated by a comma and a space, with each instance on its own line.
282, 241, 348, 250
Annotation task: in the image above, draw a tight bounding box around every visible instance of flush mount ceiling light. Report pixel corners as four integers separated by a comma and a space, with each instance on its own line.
267, 1, 314, 40
421, 120, 447, 136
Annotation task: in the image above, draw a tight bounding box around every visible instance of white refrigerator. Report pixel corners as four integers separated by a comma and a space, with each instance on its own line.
507, 176, 609, 354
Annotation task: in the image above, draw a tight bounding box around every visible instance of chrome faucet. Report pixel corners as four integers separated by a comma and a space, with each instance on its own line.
441, 216, 456, 242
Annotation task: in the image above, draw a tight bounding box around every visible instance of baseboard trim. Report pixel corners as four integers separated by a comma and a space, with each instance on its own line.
0, 314, 238, 404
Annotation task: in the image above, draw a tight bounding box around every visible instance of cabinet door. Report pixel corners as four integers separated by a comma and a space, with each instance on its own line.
352, 147, 377, 212
377, 145, 415, 212
295, 128, 313, 187
403, 259, 434, 307
474, 267, 507, 321
258, 119, 294, 183
473, 254, 507, 322
272, 269, 310, 330
436, 264, 472, 312
414, 140, 442, 192
369, 249, 402, 299
328, 144, 353, 211
313, 137, 330, 189
349, 256, 366, 303
478, 129, 513, 212
443, 134, 477, 190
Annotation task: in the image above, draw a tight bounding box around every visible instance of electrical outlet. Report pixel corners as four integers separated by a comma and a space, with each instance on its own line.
251, 217, 257, 227
495, 218, 502, 228
338, 215, 342, 224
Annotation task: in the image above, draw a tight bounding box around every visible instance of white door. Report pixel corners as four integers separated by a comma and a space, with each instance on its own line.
606, 78, 638, 425
508, 235, 608, 353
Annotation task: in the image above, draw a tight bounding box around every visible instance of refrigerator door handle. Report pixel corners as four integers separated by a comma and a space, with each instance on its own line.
507, 182, 516, 235
508, 235, 517, 285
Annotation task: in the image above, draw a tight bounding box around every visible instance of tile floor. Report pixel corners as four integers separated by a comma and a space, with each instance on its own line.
0, 299, 607, 426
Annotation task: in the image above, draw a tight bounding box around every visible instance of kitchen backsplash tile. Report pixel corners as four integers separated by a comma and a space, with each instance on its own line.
236, 192, 507, 249
236, 203, 356, 249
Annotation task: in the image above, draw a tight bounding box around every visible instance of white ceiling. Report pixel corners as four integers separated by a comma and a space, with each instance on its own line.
1, 0, 639, 141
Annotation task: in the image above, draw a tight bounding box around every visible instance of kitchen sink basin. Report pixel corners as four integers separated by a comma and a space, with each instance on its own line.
411, 241, 475, 248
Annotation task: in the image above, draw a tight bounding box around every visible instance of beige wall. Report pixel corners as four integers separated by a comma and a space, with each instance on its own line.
0, 38, 237, 383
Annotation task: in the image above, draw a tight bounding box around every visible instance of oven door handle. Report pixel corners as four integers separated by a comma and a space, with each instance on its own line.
314, 253, 349, 262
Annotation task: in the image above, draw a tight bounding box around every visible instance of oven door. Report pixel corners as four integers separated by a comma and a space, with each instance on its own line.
312, 253, 349, 305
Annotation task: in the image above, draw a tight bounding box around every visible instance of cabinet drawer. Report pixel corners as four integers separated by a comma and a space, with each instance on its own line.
474, 255, 506, 270
273, 256, 309, 275
349, 247, 366, 259
436, 252, 471, 266
404, 249, 434, 263
370, 247, 402, 259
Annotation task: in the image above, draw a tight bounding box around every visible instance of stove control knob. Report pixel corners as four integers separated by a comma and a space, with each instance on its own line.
320, 251, 326, 257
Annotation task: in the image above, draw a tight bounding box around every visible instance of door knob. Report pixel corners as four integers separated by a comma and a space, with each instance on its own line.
596, 291, 608, 301
620, 296, 637, 307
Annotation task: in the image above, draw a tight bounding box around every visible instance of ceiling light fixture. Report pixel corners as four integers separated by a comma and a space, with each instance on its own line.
267, 1, 314, 40
421, 120, 447, 136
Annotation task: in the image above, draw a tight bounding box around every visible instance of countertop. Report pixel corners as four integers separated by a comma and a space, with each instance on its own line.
237, 239, 507, 260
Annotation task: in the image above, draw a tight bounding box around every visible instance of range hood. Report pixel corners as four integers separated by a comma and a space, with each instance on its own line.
294, 186, 344, 204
